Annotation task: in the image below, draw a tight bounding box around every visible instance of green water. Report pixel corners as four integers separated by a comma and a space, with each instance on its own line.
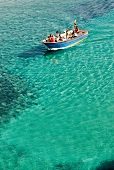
0, 0, 114, 169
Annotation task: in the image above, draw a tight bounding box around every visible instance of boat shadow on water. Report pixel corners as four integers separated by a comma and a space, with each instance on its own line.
18, 44, 68, 59
18, 44, 47, 58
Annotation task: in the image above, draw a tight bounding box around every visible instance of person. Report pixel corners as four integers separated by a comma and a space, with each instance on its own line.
72, 30, 75, 37
50, 35, 55, 42
75, 26, 79, 33
46, 36, 50, 42
56, 31, 60, 38
66, 30, 69, 39
58, 34, 63, 41
74, 20, 77, 29
72, 30, 78, 37
69, 31, 73, 39
46, 35, 51, 42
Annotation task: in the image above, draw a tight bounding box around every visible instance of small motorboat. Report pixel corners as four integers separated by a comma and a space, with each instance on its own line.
42, 29, 88, 51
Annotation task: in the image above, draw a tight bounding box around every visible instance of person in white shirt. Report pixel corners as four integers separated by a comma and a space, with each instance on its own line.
74, 20, 77, 29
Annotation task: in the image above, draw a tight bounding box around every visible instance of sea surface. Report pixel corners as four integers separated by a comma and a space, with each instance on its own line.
0, 0, 114, 169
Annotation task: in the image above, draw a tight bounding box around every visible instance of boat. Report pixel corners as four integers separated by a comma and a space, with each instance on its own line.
42, 29, 88, 51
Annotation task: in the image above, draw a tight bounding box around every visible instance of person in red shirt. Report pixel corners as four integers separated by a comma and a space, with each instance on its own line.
50, 35, 55, 42
75, 26, 79, 33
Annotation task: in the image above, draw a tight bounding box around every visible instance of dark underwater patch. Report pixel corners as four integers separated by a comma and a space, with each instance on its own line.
0, 75, 18, 113
96, 160, 114, 170
53, 162, 83, 170
0, 141, 27, 170
0, 67, 38, 125
65, 0, 114, 20
0, 66, 43, 126
0, 72, 19, 123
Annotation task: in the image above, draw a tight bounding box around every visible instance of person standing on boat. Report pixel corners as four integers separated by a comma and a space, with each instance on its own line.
74, 20, 77, 29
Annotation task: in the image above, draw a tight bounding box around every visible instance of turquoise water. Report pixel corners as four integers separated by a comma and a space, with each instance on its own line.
0, 0, 114, 169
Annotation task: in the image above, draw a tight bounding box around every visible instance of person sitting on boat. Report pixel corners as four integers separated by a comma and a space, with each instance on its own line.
46, 35, 51, 42
55, 31, 61, 41
69, 31, 73, 39
56, 31, 60, 38
72, 30, 78, 37
72, 30, 75, 37
50, 34, 55, 42
66, 30, 69, 39
58, 34, 63, 41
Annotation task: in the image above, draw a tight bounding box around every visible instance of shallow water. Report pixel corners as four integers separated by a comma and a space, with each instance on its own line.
0, 0, 114, 169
